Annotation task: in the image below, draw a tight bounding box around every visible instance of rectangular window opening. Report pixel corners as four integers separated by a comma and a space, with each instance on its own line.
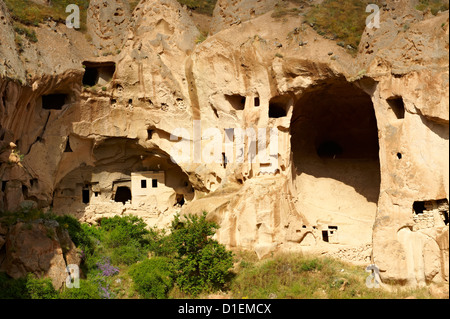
254, 97, 260, 107
413, 201, 426, 214
152, 179, 158, 188
82, 188, 90, 204
387, 96, 405, 119
42, 94, 68, 110
141, 179, 147, 189
222, 152, 227, 169
322, 230, 329, 242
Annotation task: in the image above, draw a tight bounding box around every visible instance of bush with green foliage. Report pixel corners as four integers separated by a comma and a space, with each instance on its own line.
1, 210, 234, 299
111, 240, 147, 265
129, 257, 174, 299
169, 212, 234, 296
54, 214, 94, 254
101, 215, 149, 248
146, 227, 176, 257
60, 279, 102, 299
0, 272, 30, 299
25, 274, 59, 299
0, 272, 60, 299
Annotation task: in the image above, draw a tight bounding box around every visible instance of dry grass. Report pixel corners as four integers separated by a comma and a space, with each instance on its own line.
227, 251, 438, 299
4, 0, 90, 29
416, 0, 449, 15
304, 0, 383, 54
176, 0, 217, 16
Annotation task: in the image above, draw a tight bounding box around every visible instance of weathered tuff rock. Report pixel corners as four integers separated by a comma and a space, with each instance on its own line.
0, 219, 80, 289
87, 0, 132, 53
0, 0, 448, 290
210, 0, 279, 35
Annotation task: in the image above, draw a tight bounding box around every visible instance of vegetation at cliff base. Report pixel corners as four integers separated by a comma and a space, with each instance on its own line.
1, 207, 442, 299
229, 251, 437, 299
0, 210, 235, 299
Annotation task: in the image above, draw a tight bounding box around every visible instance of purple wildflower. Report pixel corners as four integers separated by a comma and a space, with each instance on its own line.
96, 257, 119, 277
78, 250, 85, 260
99, 284, 111, 299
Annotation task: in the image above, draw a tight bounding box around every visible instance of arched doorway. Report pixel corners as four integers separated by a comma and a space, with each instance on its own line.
290, 77, 380, 246
114, 186, 131, 204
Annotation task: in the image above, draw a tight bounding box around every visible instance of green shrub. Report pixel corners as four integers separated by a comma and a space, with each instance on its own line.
101, 215, 149, 248
54, 214, 94, 254
25, 274, 59, 299
0, 272, 30, 299
129, 257, 174, 299
146, 227, 176, 257
111, 240, 147, 265
81, 222, 104, 241
60, 279, 102, 299
299, 258, 322, 272
170, 212, 234, 296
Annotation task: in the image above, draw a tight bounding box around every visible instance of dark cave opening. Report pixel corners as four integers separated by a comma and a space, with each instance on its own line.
387, 96, 405, 119
114, 186, 132, 204
42, 94, 68, 110
82, 61, 116, 87
226, 94, 246, 111
290, 77, 381, 208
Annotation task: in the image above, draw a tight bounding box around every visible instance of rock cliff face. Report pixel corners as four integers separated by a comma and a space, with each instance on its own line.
0, 0, 448, 289
0, 218, 80, 289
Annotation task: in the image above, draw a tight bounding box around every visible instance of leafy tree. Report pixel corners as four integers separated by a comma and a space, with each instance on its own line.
129, 257, 174, 299
100, 215, 149, 248
170, 212, 233, 295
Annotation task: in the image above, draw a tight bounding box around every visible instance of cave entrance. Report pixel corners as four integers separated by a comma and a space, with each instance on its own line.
114, 186, 131, 204
225, 94, 246, 111
290, 78, 380, 245
42, 94, 68, 110
82, 187, 90, 204
269, 95, 290, 118
82, 61, 116, 87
